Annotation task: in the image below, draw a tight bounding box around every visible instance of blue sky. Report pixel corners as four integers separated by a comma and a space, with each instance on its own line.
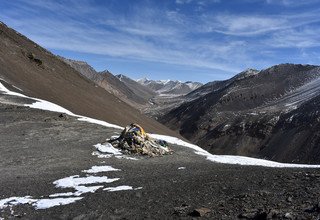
0, 0, 320, 83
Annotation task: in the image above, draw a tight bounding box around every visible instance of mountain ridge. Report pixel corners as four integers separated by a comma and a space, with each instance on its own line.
161, 63, 320, 163
137, 78, 202, 95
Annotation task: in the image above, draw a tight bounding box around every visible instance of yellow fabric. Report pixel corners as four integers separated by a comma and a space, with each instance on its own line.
132, 123, 147, 137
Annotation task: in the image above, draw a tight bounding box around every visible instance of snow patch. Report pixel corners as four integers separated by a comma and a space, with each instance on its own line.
92, 151, 113, 158
83, 165, 121, 173
0, 196, 83, 210
48, 192, 75, 198
95, 143, 122, 155
0, 82, 27, 98
149, 134, 320, 168
34, 197, 83, 209
178, 167, 186, 170
26, 100, 74, 115
115, 155, 139, 160
53, 175, 119, 188
0, 196, 37, 209
93, 143, 138, 160
198, 153, 320, 168
78, 117, 122, 129
0, 81, 122, 130
91, 150, 138, 160
104, 185, 134, 192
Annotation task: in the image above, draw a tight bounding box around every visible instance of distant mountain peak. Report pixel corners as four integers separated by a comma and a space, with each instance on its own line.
116, 74, 127, 81
100, 69, 112, 74
233, 68, 260, 81
137, 78, 202, 95
137, 77, 150, 84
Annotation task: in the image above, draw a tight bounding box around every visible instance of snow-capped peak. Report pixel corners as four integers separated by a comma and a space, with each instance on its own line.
137, 77, 150, 84
136, 78, 202, 95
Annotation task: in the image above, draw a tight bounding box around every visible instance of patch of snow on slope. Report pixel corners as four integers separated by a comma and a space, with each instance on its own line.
0, 82, 27, 98
95, 143, 122, 155
104, 186, 134, 192
0, 196, 83, 210
91, 150, 138, 160
78, 117, 123, 129
149, 134, 320, 168
53, 175, 119, 188
0, 81, 122, 129
83, 165, 121, 173
93, 142, 138, 160
34, 197, 83, 209
49, 192, 75, 198
26, 100, 75, 115
0, 197, 37, 209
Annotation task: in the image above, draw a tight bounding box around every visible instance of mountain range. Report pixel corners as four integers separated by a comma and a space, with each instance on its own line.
137, 78, 202, 95
1, 20, 320, 164
60, 58, 202, 117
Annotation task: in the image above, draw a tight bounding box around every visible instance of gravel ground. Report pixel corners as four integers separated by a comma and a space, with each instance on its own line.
1, 100, 320, 219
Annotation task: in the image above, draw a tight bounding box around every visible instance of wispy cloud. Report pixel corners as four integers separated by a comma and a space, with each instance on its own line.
0, 0, 320, 81
201, 10, 320, 36
176, 0, 220, 5
176, 0, 192, 4
267, 27, 320, 48
266, 0, 319, 7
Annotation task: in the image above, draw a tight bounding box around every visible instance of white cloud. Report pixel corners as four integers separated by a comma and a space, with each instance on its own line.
201, 10, 320, 36
213, 15, 287, 35
267, 27, 320, 48
176, 0, 220, 5
176, 0, 193, 4
266, 0, 318, 7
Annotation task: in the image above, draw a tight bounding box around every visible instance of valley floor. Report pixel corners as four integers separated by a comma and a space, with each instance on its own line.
1, 103, 320, 219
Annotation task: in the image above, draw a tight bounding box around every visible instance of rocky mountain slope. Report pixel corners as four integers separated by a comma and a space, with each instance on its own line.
186, 68, 259, 100
137, 78, 202, 95
161, 64, 320, 164
0, 21, 179, 136
1, 84, 320, 219
116, 74, 156, 102
61, 58, 151, 107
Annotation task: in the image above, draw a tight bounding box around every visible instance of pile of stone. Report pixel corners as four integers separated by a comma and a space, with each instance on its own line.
108, 123, 173, 157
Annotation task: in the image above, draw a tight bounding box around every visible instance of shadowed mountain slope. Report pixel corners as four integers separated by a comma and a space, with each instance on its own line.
161, 64, 320, 163
116, 74, 156, 102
